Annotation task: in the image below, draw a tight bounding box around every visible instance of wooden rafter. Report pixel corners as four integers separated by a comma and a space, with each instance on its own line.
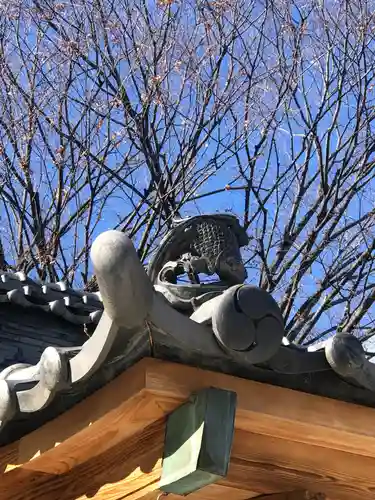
1, 359, 375, 500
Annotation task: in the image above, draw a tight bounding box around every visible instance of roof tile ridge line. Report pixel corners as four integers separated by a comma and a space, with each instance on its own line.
0, 271, 103, 325
0, 231, 154, 433
0, 270, 103, 301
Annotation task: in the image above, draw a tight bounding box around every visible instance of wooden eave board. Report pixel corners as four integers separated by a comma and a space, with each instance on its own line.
1, 358, 375, 500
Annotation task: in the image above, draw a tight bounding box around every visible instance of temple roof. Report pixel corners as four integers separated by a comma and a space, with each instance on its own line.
1, 223, 375, 447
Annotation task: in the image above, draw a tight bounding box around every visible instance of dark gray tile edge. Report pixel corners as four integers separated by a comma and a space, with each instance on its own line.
0, 271, 103, 325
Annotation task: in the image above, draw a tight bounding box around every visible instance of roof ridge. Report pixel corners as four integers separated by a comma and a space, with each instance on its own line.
0, 271, 103, 325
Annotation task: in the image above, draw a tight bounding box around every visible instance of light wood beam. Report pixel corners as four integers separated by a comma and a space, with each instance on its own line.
2, 359, 375, 500
144, 359, 375, 459
253, 492, 326, 500
0, 418, 164, 500
3, 358, 375, 476
3, 425, 375, 500
0, 360, 158, 474
228, 429, 375, 499
0, 420, 259, 500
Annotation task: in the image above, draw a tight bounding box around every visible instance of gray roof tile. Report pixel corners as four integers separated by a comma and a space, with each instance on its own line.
0, 272, 103, 325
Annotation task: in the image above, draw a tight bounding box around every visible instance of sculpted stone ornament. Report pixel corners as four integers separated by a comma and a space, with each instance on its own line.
211, 285, 285, 364
148, 214, 328, 370
325, 333, 375, 391
0, 213, 372, 435
148, 214, 249, 311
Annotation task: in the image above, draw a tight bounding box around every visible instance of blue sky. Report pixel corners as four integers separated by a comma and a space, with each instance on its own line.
0, 0, 374, 343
